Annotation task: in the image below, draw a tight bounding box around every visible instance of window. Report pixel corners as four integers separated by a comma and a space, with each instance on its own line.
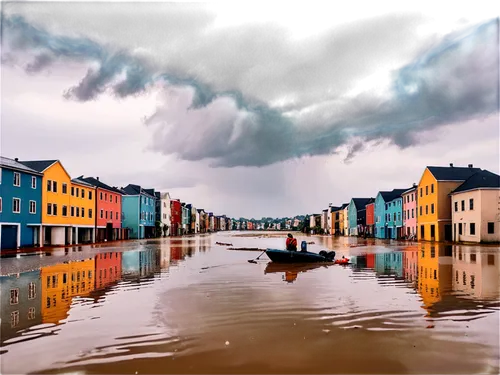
53, 204, 58, 216
29, 200, 36, 214
47, 203, 52, 215
470, 253, 476, 263
53, 181, 57, 193
454, 202, 458, 212
470, 275, 475, 289
488, 222, 495, 234
11, 311, 19, 328
89, 209, 92, 218
100, 191, 103, 200
431, 204, 434, 214
47, 180, 52, 192
459, 223, 462, 235
71, 186, 75, 196
100, 209, 104, 219
488, 254, 495, 265
431, 184, 434, 193
76, 188, 79, 197
105, 193, 108, 201
28, 282, 36, 299
62, 183, 67, 194
115, 196, 118, 203
469, 199, 474, 210
89, 191, 92, 200
81, 207, 85, 218
425, 205, 428, 215
419, 206, 422, 216
470, 223, 476, 235
110, 194, 112, 202
62, 205, 68, 216
71, 206, 75, 216
63, 273, 67, 284
13, 198, 21, 213
431, 246, 435, 258
412, 209, 414, 218
115, 212, 118, 220
461, 200, 465, 211
426, 186, 428, 195
28, 307, 35, 320
10, 289, 19, 304
105, 211, 108, 219
76, 207, 80, 217
31, 176, 36, 189
14, 172, 21, 186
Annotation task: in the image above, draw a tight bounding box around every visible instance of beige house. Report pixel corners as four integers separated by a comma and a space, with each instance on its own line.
343, 205, 349, 235
452, 247, 499, 299
450, 170, 500, 243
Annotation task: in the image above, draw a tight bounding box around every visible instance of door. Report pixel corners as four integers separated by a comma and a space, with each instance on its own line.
106, 223, 113, 241
1, 225, 18, 250
444, 225, 452, 242
420, 225, 425, 240
430, 225, 435, 240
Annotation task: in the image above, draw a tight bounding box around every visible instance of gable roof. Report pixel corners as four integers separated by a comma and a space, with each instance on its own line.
121, 184, 155, 198
351, 198, 373, 210
0, 156, 43, 175
379, 189, 408, 202
71, 177, 96, 189
451, 170, 500, 194
80, 176, 123, 194
427, 166, 482, 181
17, 159, 58, 173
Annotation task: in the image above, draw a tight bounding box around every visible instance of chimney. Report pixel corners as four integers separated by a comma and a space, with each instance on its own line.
413, 183, 417, 188
97, 176, 100, 181
449, 163, 454, 167
468, 164, 473, 168
14, 158, 18, 161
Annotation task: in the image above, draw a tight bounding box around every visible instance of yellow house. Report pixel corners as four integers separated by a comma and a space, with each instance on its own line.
18, 160, 96, 246
417, 242, 452, 314
417, 164, 481, 242
41, 257, 96, 324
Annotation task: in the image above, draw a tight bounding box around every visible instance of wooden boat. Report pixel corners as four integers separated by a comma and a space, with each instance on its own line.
265, 248, 334, 263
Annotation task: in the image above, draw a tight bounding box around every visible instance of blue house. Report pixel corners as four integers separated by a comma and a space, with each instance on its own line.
347, 198, 373, 236
374, 189, 407, 239
0, 157, 43, 251
120, 184, 156, 239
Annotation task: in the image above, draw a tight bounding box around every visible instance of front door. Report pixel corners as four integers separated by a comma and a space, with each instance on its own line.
444, 225, 452, 242
106, 223, 113, 241
430, 225, 436, 240
1, 225, 18, 250
420, 225, 425, 240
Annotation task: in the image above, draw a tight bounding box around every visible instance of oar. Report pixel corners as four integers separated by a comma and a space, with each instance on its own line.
248, 249, 267, 263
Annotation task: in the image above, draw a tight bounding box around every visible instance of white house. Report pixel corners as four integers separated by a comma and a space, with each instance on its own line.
158, 192, 171, 236
450, 170, 500, 243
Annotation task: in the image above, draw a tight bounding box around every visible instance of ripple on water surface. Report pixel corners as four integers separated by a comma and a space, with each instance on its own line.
0, 233, 498, 374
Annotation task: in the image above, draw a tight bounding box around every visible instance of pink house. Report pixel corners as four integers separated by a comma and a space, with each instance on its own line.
402, 184, 418, 239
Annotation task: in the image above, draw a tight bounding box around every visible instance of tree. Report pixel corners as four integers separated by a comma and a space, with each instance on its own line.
162, 224, 169, 237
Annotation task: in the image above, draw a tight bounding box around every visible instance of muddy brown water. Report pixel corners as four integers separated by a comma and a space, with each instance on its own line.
1, 232, 499, 374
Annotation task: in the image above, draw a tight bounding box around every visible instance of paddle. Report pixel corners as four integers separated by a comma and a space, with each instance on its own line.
248, 249, 267, 263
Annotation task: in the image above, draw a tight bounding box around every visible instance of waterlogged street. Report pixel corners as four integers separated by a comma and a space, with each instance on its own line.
1, 232, 499, 374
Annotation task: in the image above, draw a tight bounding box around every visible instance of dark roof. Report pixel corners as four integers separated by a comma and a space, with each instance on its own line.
451, 170, 500, 194
121, 184, 155, 198
18, 159, 58, 172
379, 189, 408, 202
144, 188, 155, 197
427, 166, 482, 181
71, 177, 95, 188
351, 198, 373, 210
80, 176, 123, 194
340, 203, 349, 210
329, 206, 341, 213
0, 156, 43, 175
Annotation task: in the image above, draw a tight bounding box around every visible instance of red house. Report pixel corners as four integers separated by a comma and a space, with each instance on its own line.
365, 202, 375, 237
81, 176, 124, 242
170, 199, 182, 236
94, 251, 122, 290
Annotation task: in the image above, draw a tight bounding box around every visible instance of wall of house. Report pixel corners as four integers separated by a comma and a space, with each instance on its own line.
402, 189, 417, 237
452, 249, 499, 298
366, 203, 375, 226
386, 197, 403, 239
42, 162, 72, 226
417, 169, 440, 241
96, 188, 122, 229
139, 194, 156, 228
0, 167, 43, 247
70, 182, 95, 227
95, 251, 122, 289
347, 200, 357, 235
374, 193, 386, 239
343, 207, 349, 234
122, 195, 139, 239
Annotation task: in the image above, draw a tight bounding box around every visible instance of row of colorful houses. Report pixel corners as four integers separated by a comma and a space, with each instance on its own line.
311, 164, 500, 243
0, 157, 234, 252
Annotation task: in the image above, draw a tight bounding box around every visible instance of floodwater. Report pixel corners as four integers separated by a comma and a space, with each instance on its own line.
1, 232, 499, 374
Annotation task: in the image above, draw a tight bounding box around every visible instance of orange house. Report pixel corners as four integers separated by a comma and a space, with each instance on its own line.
95, 252, 122, 290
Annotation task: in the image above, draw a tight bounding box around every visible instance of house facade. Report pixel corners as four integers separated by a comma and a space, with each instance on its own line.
417, 164, 481, 242
450, 170, 500, 243
80, 176, 123, 242
121, 184, 156, 239
402, 185, 418, 239
386, 194, 404, 239
95, 251, 122, 289
347, 198, 372, 236
70, 178, 96, 244
155, 192, 171, 237
170, 199, 182, 236
0, 157, 43, 251
374, 189, 407, 239
452, 249, 499, 298
365, 202, 375, 237
343, 205, 349, 235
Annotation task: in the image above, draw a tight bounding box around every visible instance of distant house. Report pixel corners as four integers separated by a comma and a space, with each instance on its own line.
417, 164, 481, 242
155, 192, 171, 237
402, 184, 418, 239
0, 157, 43, 251
170, 199, 182, 236
347, 198, 373, 236
332, 204, 349, 235
374, 189, 408, 239
120, 184, 156, 239
450, 170, 500, 243
365, 201, 375, 237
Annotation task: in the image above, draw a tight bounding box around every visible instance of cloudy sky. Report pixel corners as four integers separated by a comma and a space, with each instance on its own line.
1, 1, 498, 218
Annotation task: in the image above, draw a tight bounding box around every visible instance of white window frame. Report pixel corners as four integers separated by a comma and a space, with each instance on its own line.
10, 288, 19, 305
13, 198, 21, 213
0, 197, 2, 212
31, 176, 36, 189
28, 307, 36, 320
29, 200, 36, 214
13, 172, 21, 187
28, 282, 36, 299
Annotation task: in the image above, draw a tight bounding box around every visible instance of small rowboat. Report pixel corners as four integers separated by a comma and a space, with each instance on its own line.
265, 248, 335, 263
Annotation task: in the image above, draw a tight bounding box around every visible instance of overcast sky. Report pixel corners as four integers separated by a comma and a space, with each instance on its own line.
1, 1, 498, 218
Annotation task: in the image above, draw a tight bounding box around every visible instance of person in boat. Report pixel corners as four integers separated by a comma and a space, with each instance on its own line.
286, 233, 298, 251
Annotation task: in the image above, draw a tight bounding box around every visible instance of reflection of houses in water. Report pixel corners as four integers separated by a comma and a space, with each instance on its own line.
121, 249, 160, 278
170, 241, 183, 262
0, 270, 42, 344
40, 258, 96, 324
159, 242, 171, 269
403, 247, 418, 283
95, 252, 122, 290
374, 252, 404, 278
452, 249, 499, 299
417, 243, 452, 310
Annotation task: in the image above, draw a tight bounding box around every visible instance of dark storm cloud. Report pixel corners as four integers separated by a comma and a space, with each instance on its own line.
2, 14, 498, 167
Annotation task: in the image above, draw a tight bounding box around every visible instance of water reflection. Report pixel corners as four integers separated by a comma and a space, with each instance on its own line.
264, 263, 331, 283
